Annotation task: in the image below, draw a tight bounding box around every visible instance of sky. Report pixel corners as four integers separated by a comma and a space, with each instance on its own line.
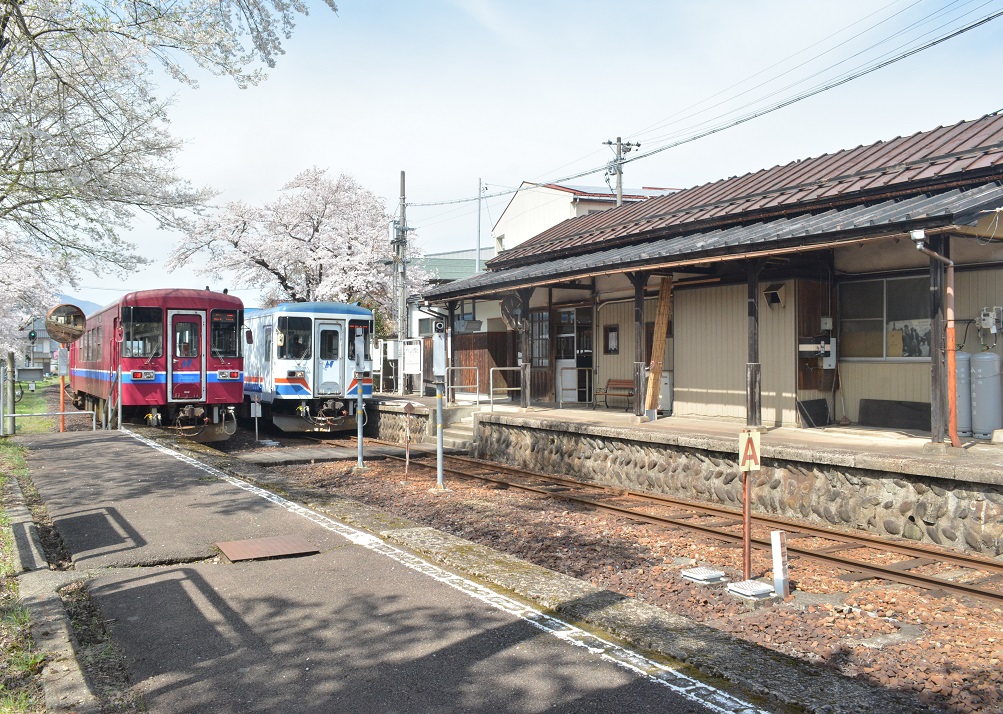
66, 0, 1003, 310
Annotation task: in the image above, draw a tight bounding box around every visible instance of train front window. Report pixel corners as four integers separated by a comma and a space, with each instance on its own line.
121, 307, 163, 358
277, 316, 311, 360
174, 321, 200, 358
211, 309, 241, 358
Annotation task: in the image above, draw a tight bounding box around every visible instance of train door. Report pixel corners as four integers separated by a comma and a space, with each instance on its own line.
315, 320, 345, 395
168, 310, 206, 401
262, 322, 275, 400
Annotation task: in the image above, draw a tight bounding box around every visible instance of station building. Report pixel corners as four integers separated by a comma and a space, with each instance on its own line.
423, 115, 1003, 442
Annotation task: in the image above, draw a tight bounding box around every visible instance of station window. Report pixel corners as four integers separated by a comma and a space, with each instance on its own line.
121, 307, 163, 358
839, 276, 930, 359
530, 311, 549, 367
418, 318, 432, 336
277, 316, 311, 360
604, 325, 619, 355
210, 309, 242, 358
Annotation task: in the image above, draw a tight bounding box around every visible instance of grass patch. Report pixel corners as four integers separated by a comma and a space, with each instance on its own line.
0, 443, 45, 713
6, 378, 60, 435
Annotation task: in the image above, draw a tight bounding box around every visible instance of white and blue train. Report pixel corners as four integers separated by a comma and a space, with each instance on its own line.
242, 302, 374, 432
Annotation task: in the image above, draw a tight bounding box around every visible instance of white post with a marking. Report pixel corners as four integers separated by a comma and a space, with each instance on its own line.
771, 530, 789, 597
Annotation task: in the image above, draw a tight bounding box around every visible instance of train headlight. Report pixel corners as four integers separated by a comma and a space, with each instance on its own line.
217, 370, 240, 380
287, 370, 305, 379
131, 370, 155, 381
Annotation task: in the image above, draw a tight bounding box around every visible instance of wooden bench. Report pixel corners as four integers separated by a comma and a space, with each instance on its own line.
593, 378, 635, 411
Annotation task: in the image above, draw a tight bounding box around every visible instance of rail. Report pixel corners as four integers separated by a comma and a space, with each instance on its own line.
488, 366, 528, 412
557, 367, 594, 408
447, 366, 480, 406
382, 446, 1003, 606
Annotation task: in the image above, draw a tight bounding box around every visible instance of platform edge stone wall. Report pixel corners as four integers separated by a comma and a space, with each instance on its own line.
366, 402, 431, 444
473, 414, 1003, 558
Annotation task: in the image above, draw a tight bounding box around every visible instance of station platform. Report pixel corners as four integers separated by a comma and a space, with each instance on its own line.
7, 429, 931, 714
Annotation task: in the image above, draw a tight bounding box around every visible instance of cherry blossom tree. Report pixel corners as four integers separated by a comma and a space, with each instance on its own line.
168, 168, 427, 315
0, 0, 337, 347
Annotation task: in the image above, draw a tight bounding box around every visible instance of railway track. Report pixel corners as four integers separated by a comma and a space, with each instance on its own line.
376, 443, 1003, 606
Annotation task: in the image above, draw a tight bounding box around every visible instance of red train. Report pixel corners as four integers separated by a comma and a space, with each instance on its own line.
68, 288, 245, 441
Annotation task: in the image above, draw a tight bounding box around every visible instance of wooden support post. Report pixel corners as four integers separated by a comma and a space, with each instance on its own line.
645, 277, 673, 415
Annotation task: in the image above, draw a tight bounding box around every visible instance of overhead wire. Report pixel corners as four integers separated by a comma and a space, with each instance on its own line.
629, 0, 928, 140
623, 7, 1003, 166
407, 2, 1003, 210
637, 0, 994, 147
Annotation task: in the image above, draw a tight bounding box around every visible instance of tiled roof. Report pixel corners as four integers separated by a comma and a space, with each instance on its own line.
489, 115, 1003, 270
424, 182, 1003, 301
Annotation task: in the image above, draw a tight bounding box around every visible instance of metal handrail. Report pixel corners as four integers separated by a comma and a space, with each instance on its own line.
557, 366, 594, 408
447, 366, 480, 406
489, 366, 524, 412
11, 411, 97, 431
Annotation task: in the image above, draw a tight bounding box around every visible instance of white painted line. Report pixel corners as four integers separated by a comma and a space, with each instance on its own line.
124, 429, 770, 714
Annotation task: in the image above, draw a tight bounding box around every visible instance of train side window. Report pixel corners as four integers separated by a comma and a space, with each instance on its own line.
264, 326, 272, 364
320, 329, 340, 360
121, 307, 163, 358
277, 316, 311, 360
175, 321, 200, 358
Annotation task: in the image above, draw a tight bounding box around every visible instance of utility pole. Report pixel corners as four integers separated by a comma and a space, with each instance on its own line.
395, 171, 408, 396
476, 177, 482, 273
603, 136, 640, 207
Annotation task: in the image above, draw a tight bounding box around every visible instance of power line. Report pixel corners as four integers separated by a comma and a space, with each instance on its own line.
634, 1, 994, 148
407, 5, 1003, 210
624, 8, 1003, 165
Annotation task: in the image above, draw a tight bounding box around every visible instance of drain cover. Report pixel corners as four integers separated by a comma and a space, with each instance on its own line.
727, 580, 774, 599
681, 567, 727, 584
216, 535, 319, 562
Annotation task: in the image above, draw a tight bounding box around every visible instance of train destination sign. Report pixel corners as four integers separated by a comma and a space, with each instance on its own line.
45, 304, 86, 345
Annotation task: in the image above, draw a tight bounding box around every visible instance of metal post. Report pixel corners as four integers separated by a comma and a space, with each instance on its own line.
520, 362, 530, 410
743, 469, 752, 581
0, 364, 6, 437
929, 235, 945, 443
356, 371, 365, 470
397, 172, 408, 397
117, 366, 122, 430
59, 344, 67, 433
476, 178, 482, 273
628, 272, 648, 417
5, 352, 15, 435
435, 376, 445, 489
746, 261, 764, 429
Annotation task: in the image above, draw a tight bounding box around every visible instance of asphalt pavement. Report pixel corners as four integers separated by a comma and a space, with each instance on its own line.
13, 430, 762, 714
